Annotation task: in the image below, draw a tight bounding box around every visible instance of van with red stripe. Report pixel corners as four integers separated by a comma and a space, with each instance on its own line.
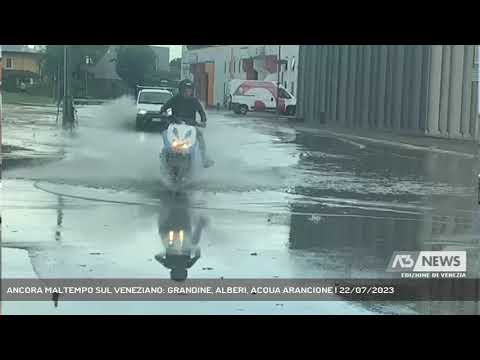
229, 80, 296, 116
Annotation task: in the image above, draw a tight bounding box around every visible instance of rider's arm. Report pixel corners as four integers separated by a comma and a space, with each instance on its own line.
194, 99, 207, 123
160, 96, 175, 114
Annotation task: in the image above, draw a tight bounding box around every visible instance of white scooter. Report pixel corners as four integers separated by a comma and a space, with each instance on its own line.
159, 116, 205, 185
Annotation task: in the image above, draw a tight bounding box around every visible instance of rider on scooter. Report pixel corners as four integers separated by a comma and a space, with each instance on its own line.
159, 79, 214, 168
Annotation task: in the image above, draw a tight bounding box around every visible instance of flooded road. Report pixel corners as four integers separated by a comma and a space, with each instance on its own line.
2, 98, 480, 314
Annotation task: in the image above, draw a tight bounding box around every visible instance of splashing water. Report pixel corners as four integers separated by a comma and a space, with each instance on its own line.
5, 98, 299, 196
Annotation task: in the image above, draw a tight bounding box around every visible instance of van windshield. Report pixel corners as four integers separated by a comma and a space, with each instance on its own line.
139, 92, 172, 104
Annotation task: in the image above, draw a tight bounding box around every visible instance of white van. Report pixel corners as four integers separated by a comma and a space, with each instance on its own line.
229, 79, 296, 116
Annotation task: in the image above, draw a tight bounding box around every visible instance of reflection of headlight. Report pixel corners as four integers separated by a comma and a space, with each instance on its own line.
172, 139, 192, 151
138, 110, 147, 115
168, 230, 185, 246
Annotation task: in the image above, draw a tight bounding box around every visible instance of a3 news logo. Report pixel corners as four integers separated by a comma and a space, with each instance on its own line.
391, 254, 416, 269
387, 251, 467, 275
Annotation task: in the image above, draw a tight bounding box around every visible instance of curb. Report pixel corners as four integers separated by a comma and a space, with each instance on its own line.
222, 112, 298, 122
4, 99, 107, 107
3, 101, 56, 107
74, 100, 107, 105
2, 155, 64, 170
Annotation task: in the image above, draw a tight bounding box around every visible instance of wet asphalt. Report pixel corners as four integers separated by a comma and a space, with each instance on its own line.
2, 98, 480, 314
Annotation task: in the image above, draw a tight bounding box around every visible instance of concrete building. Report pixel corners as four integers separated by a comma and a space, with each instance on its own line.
0, 44, 3, 87
297, 45, 479, 141
476, 45, 480, 114
181, 45, 299, 108
150, 46, 170, 73
1, 45, 3, 164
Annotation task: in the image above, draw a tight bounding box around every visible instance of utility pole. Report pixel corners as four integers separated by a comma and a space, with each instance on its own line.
277, 45, 281, 115
63, 45, 67, 123
62, 45, 74, 130
57, 65, 61, 102
52, 66, 56, 100
85, 55, 90, 98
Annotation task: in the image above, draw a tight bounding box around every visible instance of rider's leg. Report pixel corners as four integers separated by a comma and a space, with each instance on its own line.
196, 130, 213, 167
197, 130, 207, 161
197, 129, 206, 154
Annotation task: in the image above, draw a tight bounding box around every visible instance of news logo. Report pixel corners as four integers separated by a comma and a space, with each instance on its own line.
387, 251, 467, 278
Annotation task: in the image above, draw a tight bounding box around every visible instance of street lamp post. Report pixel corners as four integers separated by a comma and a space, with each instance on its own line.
62, 45, 67, 126
85, 56, 88, 99
62, 45, 74, 130
277, 45, 281, 115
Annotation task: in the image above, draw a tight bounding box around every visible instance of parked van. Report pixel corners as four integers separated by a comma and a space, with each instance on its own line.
229, 79, 296, 116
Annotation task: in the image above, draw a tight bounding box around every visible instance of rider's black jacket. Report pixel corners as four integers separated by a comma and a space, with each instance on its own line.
160, 94, 207, 126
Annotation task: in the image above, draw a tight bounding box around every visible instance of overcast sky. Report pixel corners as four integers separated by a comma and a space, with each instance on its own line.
154, 45, 182, 60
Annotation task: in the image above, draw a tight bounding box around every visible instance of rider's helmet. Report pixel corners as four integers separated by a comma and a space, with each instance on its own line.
178, 79, 194, 97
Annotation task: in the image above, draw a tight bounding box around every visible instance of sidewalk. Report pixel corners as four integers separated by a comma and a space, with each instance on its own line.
3, 92, 108, 107
292, 124, 479, 159
245, 112, 480, 158
2, 91, 55, 107
1, 103, 66, 170
222, 110, 479, 157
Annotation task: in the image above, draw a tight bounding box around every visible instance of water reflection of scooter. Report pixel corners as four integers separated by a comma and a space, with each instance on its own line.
155, 193, 208, 282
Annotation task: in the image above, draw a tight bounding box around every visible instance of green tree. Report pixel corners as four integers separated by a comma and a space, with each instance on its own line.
41, 45, 63, 81
42, 45, 108, 80
41, 45, 109, 98
115, 45, 156, 89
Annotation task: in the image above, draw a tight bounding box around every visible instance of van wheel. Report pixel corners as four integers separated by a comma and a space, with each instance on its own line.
239, 105, 248, 115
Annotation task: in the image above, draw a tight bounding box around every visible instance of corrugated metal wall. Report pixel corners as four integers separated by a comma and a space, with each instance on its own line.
297, 45, 479, 140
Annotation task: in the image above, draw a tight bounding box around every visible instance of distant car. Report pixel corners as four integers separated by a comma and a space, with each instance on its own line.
136, 89, 173, 131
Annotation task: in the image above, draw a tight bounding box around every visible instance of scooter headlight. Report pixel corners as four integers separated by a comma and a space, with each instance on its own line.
172, 139, 192, 151
138, 110, 147, 115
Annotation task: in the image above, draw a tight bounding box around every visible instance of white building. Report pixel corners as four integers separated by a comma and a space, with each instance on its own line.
477, 45, 480, 114
181, 45, 299, 108
150, 46, 170, 73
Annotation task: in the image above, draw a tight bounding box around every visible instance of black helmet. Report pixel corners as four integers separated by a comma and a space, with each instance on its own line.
178, 79, 194, 96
